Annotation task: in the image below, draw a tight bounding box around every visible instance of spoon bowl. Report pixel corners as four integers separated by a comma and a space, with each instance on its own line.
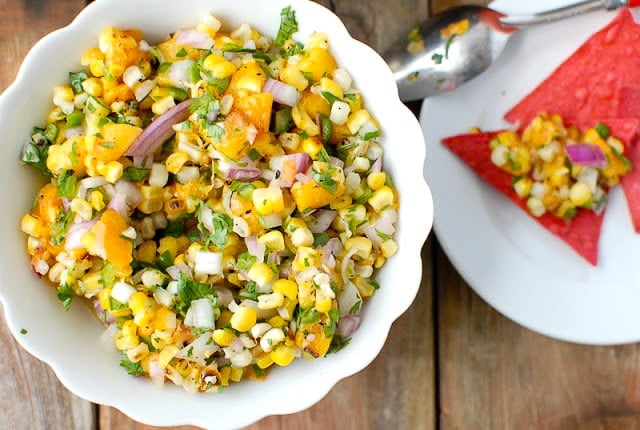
385, 0, 635, 101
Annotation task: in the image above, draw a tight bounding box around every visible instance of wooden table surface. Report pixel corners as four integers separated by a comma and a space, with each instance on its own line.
4, 0, 640, 429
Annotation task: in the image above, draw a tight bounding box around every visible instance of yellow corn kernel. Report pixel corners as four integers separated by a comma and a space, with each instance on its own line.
229, 367, 244, 382
257, 292, 284, 310
101, 161, 124, 184
165, 151, 190, 174
247, 262, 275, 288
279, 65, 309, 91
219, 366, 231, 386
251, 187, 285, 215
368, 186, 395, 212
345, 236, 373, 259
258, 230, 285, 252
569, 182, 592, 206
202, 54, 237, 79
216, 309, 233, 329
21, 213, 45, 237
87, 190, 105, 211
129, 291, 158, 327
256, 354, 274, 369
366, 172, 387, 191
292, 246, 321, 272
158, 344, 180, 369
319, 77, 343, 100
267, 315, 287, 328
158, 236, 178, 260
380, 239, 398, 258
196, 13, 222, 37
139, 186, 164, 214
136, 240, 157, 263
285, 217, 307, 235
346, 109, 371, 135
291, 106, 319, 136
154, 307, 177, 331
81, 271, 102, 294
315, 295, 333, 313
53, 85, 74, 105
290, 226, 313, 247
302, 137, 323, 158
152, 95, 176, 115
81, 77, 103, 97
280, 298, 297, 321
273, 279, 298, 300
230, 306, 257, 332
126, 342, 150, 363
212, 328, 236, 347
115, 320, 139, 350
298, 281, 315, 309
374, 255, 386, 269
513, 177, 532, 199
329, 194, 353, 210
270, 345, 296, 367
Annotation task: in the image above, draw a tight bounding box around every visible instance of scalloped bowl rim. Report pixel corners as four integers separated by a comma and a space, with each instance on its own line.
0, 0, 433, 428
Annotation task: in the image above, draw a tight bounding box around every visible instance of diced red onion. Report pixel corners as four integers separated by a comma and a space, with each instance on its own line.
565, 143, 607, 168
134, 79, 155, 102
329, 156, 344, 169
115, 180, 143, 206
132, 155, 153, 168
267, 251, 281, 265
65, 221, 96, 250
175, 29, 214, 50
167, 60, 195, 89
263, 78, 301, 107
93, 299, 116, 325
227, 167, 262, 182
207, 106, 219, 123
125, 99, 192, 157
107, 192, 129, 217
295, 172, 311, 184
166, 262, 192, 280
149, 361, 165, 385
247, 124, 258, 144
308, 209, 337, 233
215, 286, 234, 307
337, 314, 361, 338
338, 280, 362, 317
370, 157, 382, 173
364, 215, 395, 246
245, 236, 266, 262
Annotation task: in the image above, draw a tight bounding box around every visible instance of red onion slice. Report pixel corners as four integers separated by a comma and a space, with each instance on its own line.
125, 99, 192, 157
174, 30, 214, 49
269, 153, 311, 187
227, 167, 262, 182
115, 180, 143, 206
337, 314, 361, 338
263, 78, 301, 107
65, 221, 97, 250
107, 192, 130, 217
308, 209, 337, 233
565, 143, 607, 168
370, 157, 383, 173
245, 236, 266, 262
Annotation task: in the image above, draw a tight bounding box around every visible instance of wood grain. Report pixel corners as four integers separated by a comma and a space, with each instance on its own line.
0, 0, 95, 428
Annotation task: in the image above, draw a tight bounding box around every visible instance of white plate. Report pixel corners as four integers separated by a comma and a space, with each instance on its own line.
421, 1, 640, 345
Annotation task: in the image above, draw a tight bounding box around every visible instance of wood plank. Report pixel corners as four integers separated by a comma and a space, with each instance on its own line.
436, 242, 640, 429
0, 0, 95, 427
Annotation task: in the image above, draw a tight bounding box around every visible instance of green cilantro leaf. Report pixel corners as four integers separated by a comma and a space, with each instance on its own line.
122, 166, 150, 182
275, 6, 298, 47
57, 283, 74, 311
119, 355, 146, 376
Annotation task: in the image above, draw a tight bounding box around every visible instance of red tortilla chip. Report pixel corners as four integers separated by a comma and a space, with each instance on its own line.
505, 9, 640, 127
442, 132, 603, 265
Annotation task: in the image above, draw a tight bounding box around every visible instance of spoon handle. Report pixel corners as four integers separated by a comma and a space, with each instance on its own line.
499, 0, 636, 27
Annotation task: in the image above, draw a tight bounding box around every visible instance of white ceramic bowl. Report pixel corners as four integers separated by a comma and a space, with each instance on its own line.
0, 0, 432, 427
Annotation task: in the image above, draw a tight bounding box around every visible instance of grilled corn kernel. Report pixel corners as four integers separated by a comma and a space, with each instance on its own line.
366, 172, 387, 191
212, 328, 236, 347
368, 186, 395, 212
152, 95, 175, 115
513, 177, 532, 198
267, 315, 287, 328
258, 230, 285, 252
115, 320, 139, 350
230, 305, 257, 332
272, 279, 298, 300
88, 190, 106, 211
290, 227, 313, 247
21, 214, 45, 237
247, 262, 275, 288
154, 307, 177, 331
165, 152, 189, 175
136, 240, 157, 263
158, 345, 180, 369
126, 342, 150, 363
380, 239, 399, 258
256, 354, 274, 369
158, 236, 178, 259
251, 187, 285, 215
202, 54, 237, 79
139, 186, 164, 214
346, 109, 371, 134
270, 344, 296, 366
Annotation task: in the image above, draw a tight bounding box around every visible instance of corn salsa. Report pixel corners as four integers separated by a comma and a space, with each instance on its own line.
487, 113, 631, 219
20, 7, 399, 392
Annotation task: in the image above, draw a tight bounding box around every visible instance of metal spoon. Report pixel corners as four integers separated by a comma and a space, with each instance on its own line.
384, 0, 636, 101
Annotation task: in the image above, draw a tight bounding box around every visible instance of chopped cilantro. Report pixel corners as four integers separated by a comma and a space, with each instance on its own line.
56, 283, 74, 311
323, 308, 340, 338
319, 114, 333, 144
207, 124, 226, 141
165, 218, 186, 237
176, 47, 188, 57
197, 204, 233, 249
275, 6, 298, 47
239, 281, 260, 301
100, 261, 116, 289
444, 34, 457, 59
248, 148, 261, 161
595, 122, 611, 139
312, 232, 330, 248
221, 43, 275, 63
236, 252, 257, 271
66, 111, 85, 128
312, 168, 338, 194
327, 335, 351, 355
176, 273, 217, 316
376, 229, 391, 241
297, 307, 322, 325
20, 328, 27, 335
320, 91, 342, 106
119, 355, 146, 376
68, 70, 88, 94
122, 166, 150, 182
53, 170, 78, 198
363, 130, 379, 141
274, 107, 293, 134
431, 53, 443, 64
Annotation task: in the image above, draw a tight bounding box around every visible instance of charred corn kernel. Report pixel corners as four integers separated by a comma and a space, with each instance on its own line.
21, 213, 44, 237
247, 262, 275, 287
116, 320, 139, 350
230, 306, 257, 332
345, 236, 373, 259
258, 230, 285, 252
346, 109, 371, 134
368, 186, 394, 212
158, 345, 180, 369
291, 106, 319, 136
127, 342, 150, 363
267, 315, 287, 328
136, 240, 157, 263
257, 292, 284, 310
212, 328, 236, 347
216, 309, 233, 329
158, 236, 178, 259
290, 227, 313, 247
273, 279, 297, 300
129, 291, 158, 327
202, 54, 236, 79
367, 172, 387, 191
229, 367, 243, 382
152, 95, 175, 115
329, 194, 353, 210
256, 354, 274, 369
380, 239, 399, 258
251, 187, 285, 215
513, 177, 532, 198
165, 151, 190, 174
302, 137, 323, 158
270, 345, 296, 367
139, 186, 164, 214
569, 182, 592, 206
